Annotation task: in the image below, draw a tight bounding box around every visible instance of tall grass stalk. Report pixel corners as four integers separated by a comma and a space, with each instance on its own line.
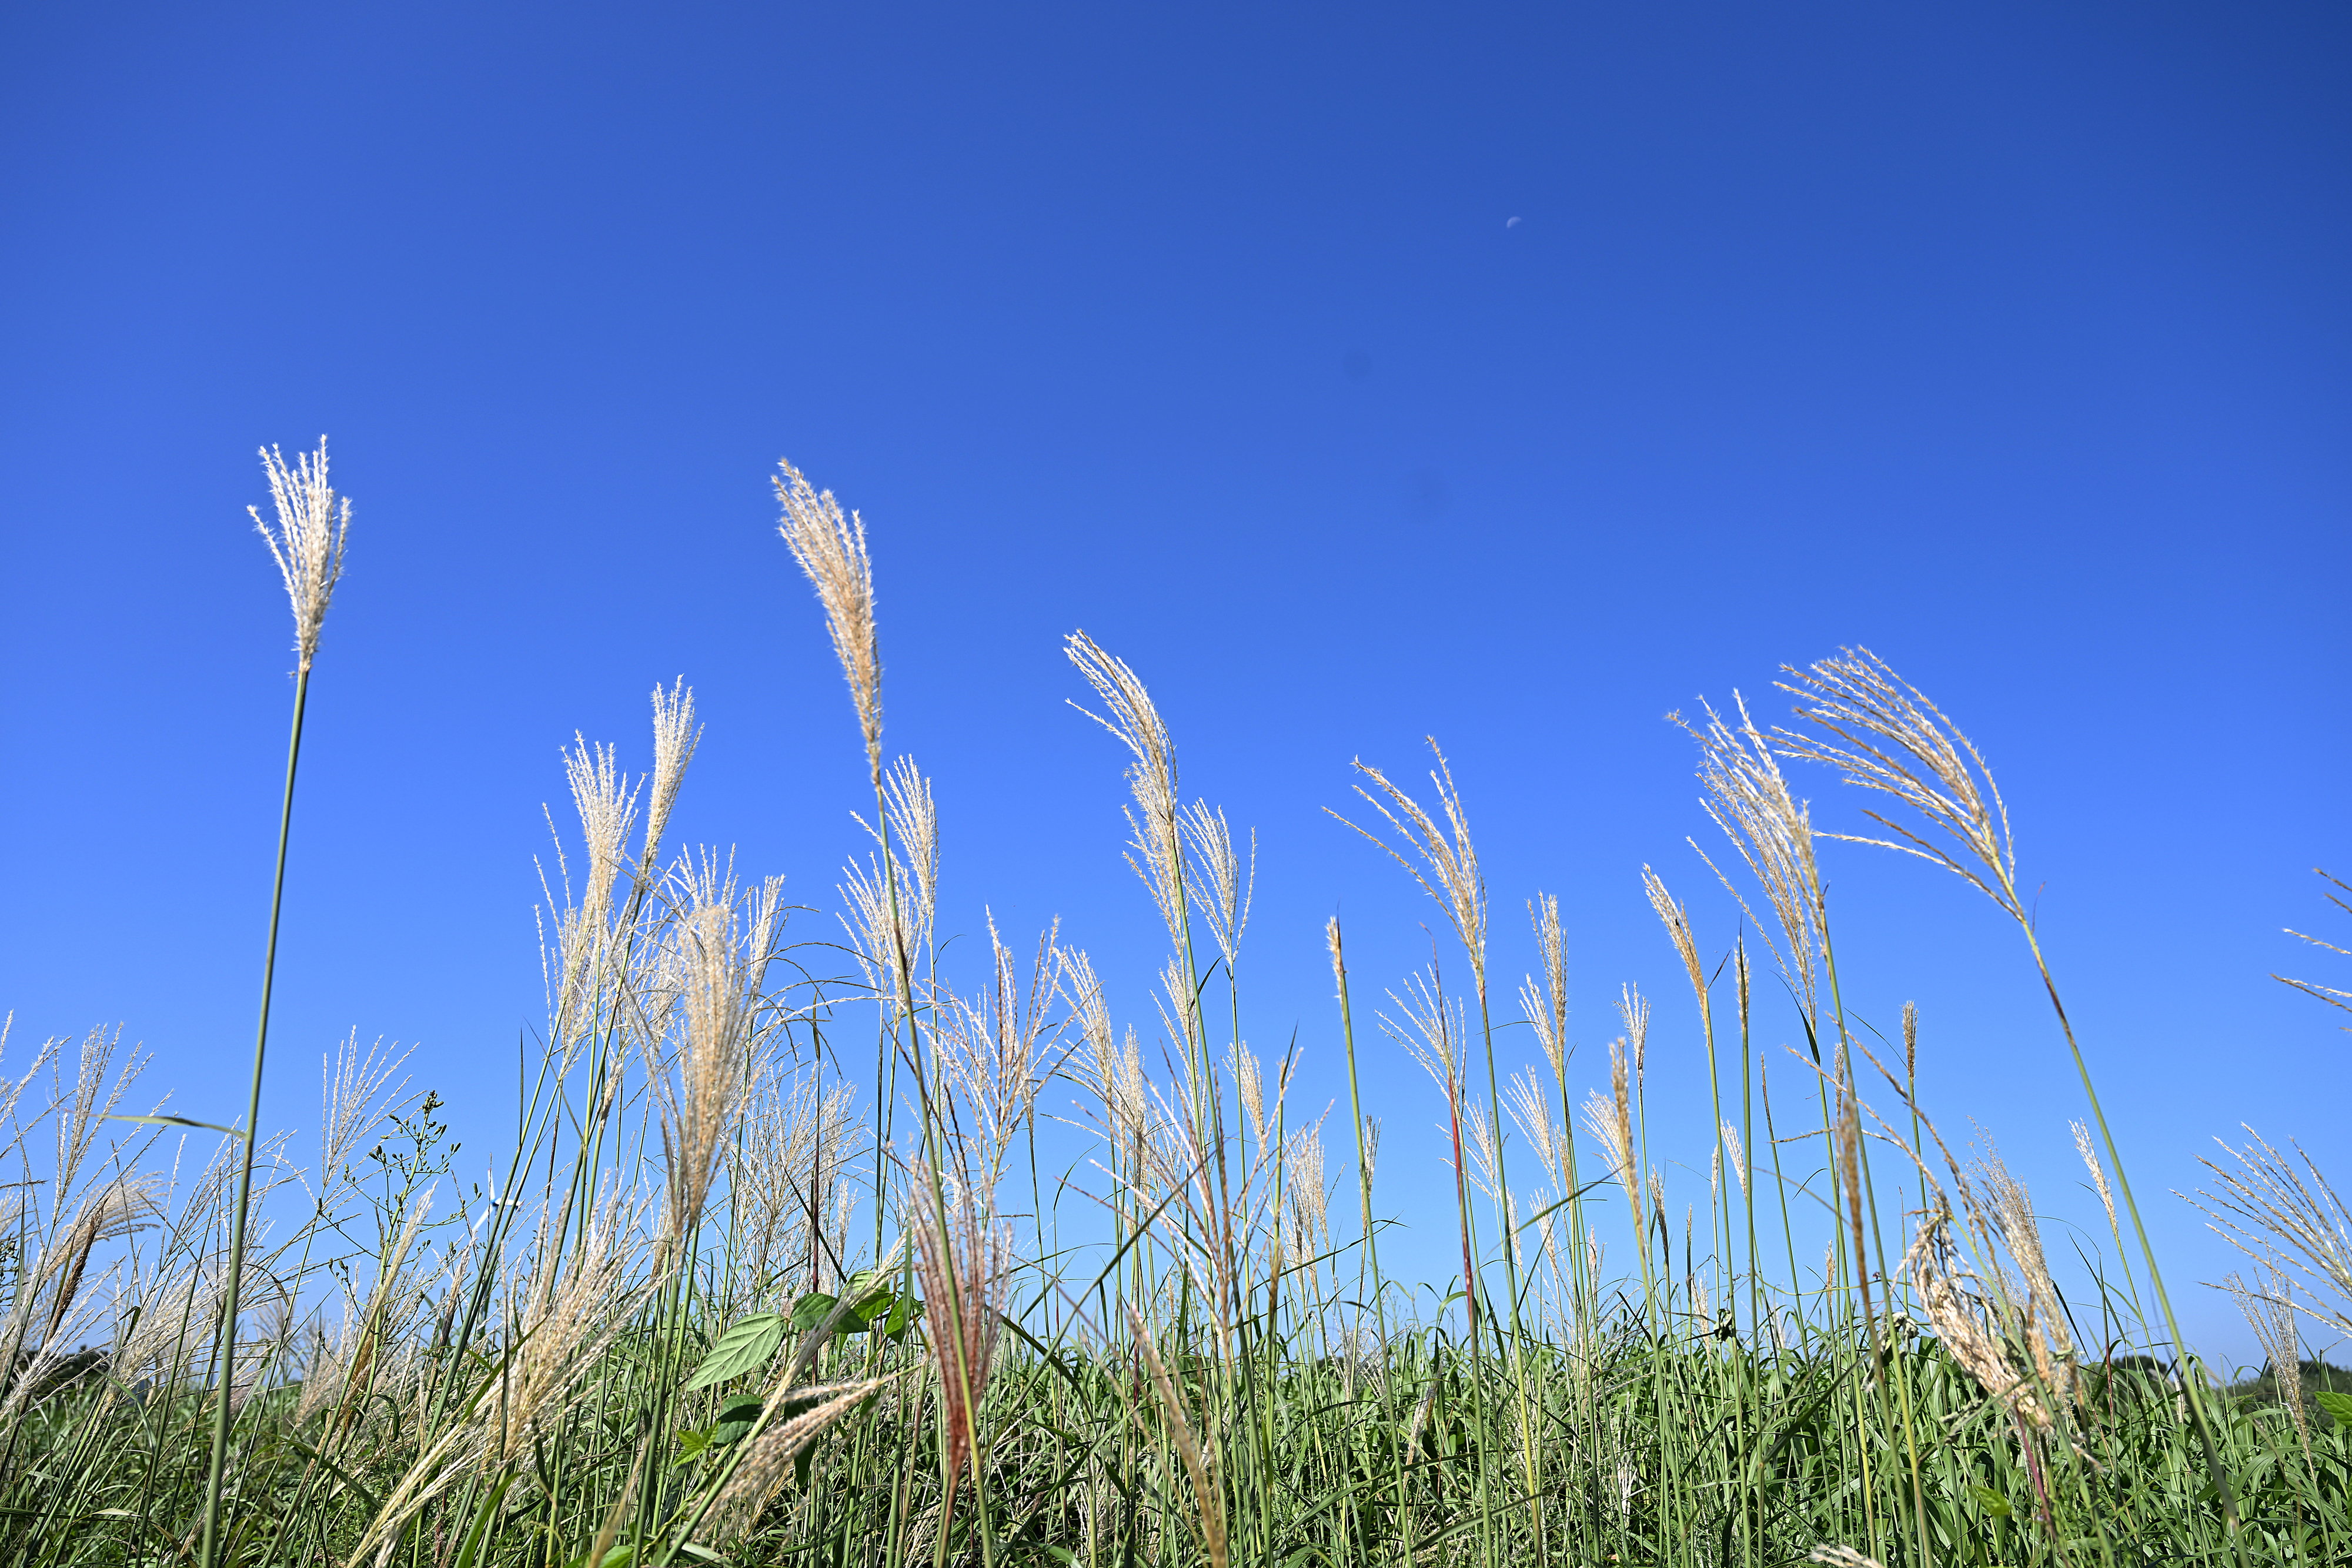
198, 440, 348, 1568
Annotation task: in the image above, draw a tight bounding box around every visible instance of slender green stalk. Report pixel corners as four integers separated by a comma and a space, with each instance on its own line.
197, 660, 310, 1568
2019, 925, 2247, 1552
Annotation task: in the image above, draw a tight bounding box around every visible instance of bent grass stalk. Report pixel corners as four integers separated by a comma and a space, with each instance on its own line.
1778, 647, 2249, 1552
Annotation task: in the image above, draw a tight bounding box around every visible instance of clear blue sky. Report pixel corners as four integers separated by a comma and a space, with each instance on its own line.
4, 3, 2347, 1358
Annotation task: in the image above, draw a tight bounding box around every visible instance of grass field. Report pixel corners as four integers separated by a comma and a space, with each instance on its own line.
2, 445, 2347, 1568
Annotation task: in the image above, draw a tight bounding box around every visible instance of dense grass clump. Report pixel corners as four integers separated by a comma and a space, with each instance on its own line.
1, 448, 2346, 1568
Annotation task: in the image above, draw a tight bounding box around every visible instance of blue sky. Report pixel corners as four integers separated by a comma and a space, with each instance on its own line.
4, 3, 2347, 1358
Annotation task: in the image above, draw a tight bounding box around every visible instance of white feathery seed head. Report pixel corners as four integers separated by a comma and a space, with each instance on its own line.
1675, 694, 1824, 1021
1775, 647, 2021, 921
1230, 1041, 1267, 1157
1181, 800, 1254, 967
1065, 631, 1185, 944
250, 437, 349, 673
1381, 969, 1464, 1096
1521, 892, 1571, 1080
1334, 741, 1487, 983
2071, 1118, 2118, 1242
775, 459, 882, 773
642, 679, 701, 874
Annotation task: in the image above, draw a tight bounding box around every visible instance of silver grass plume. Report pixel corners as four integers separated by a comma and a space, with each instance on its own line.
1379, 971, 1464, 1101
1058, 945, 1116, 1115
250, 438, 349, 673
1285, 1124, 1329, 1265
1809, 1549, 1889, 1568
1773, 647, 2019, 918
2274, 868, 2352, 1024
2, 1174, 160, 1396
318, 1032, 412, 1208
876, 755, 940, 950
1506, 1067, 1565, 1191
705, 1377, 897, 1540
774, 459, 883, 777
51, 1027, 143, 1213
1057, 947, 1150, 1151
2221, 1262, 2310, 1456
1065, 632, 1186, 947
1617, 983, 1650, 1086
1181, 801, 1254, 968
1641, 867, 1710, 1039
1154, 956, 1200, 1086
543, 734, 640, 1057
2191, 1125, 2352, 1338
1464, 1101, 1504, 1209
733, 1066, 858, 1299
1230, 1041, 1267, 1161
652, 857, 784, 1254
355, 1199, 652, 1562
1970, 1138, 2076, 1386
934, 914, 1060, 1178
2072, 1118, 2119, 1249
1900, 1196, 2076, 1437
641, 679, 701, 878
1332, 741, 1487, 988
1675, 695, 1824, 1023
1521, 892, 1571, 1080
841, 757, 940, 1000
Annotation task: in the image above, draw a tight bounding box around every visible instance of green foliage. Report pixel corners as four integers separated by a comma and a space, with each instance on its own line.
11, 452, 2344, 1568
684, 1314, 786, 1392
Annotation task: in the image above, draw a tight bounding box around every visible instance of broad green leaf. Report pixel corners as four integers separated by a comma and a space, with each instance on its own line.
713, 1395, 763, 1445
1967, 1483, 2012, 1519
2314, 1389, 2352, 1428
880, 1290, 920, 1340
673, 1428, 713, 1466
790, 1292, 838, 1332
683, 1312, 785, 1391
